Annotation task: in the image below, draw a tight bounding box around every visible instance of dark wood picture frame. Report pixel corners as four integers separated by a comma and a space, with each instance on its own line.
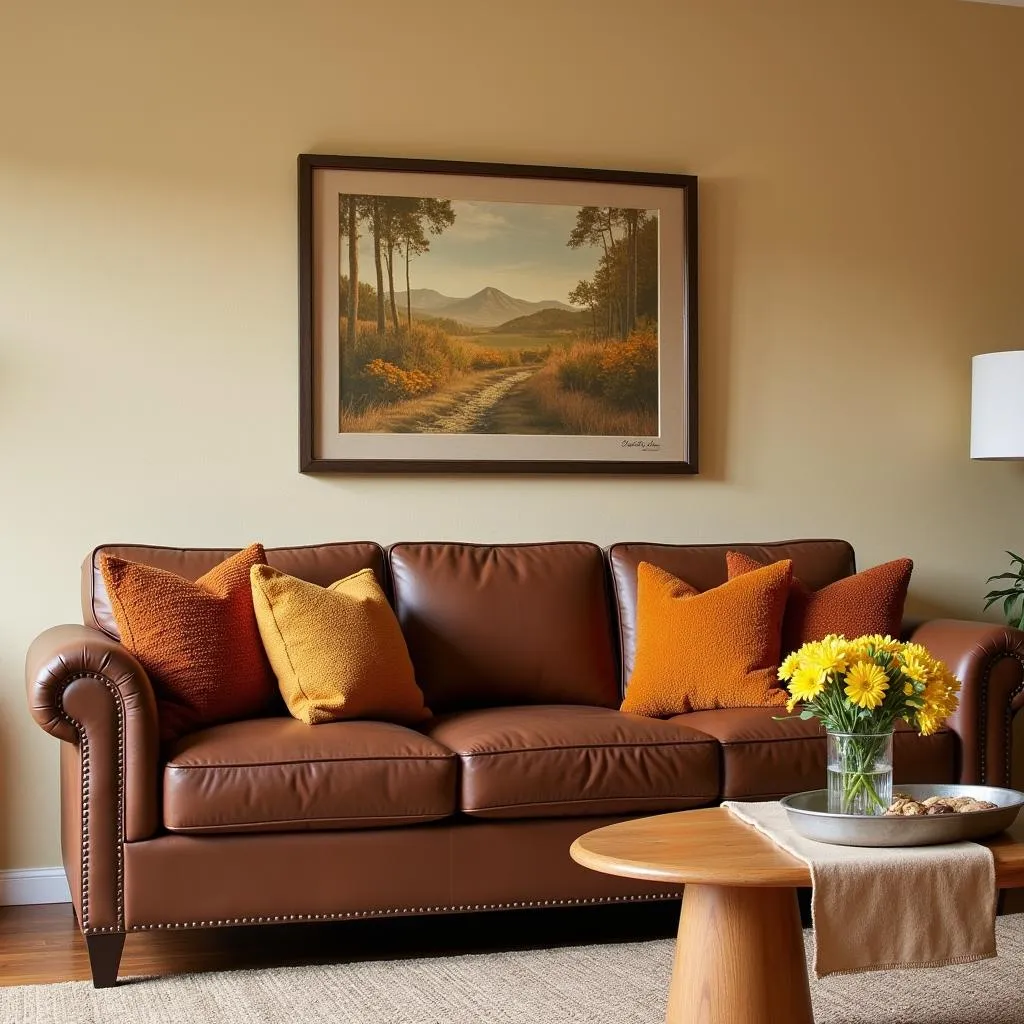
298, 154, 698, 474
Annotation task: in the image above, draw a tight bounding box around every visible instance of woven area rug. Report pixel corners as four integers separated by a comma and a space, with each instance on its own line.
5, 914, 1024, 1024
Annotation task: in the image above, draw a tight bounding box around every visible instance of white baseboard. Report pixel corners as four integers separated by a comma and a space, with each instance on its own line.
1, 868, 71, 906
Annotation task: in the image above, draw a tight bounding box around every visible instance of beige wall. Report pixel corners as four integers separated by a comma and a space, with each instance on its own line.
1, 0, 1023, 870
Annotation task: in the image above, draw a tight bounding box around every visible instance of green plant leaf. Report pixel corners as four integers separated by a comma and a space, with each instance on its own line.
987, 551, 1024, 627
799, 709, 815, 720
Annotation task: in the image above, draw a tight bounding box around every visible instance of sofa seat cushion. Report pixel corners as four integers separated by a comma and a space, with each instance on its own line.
675, 707, 957, 800
425, 705, 720, 819
163, 717, 457, 833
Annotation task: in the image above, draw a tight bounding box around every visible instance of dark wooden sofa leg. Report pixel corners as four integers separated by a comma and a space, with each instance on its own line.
85, 933, 126, 988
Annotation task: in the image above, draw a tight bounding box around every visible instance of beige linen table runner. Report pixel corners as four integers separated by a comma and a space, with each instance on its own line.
724, 800, 997, 977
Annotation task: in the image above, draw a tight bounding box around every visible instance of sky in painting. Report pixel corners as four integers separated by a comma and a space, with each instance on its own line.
351, 198, 656, 305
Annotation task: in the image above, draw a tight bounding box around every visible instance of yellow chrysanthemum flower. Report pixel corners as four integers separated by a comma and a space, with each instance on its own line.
844, 661, 889, 710
923, 679, 957, 718
778, 650, 800, 682
871, 635, 903, 655
901, 642, 930, 663
805, 635, 851, 677
850, 634, 901, 658
788, 665, 826, 703
899, 653, 931, 685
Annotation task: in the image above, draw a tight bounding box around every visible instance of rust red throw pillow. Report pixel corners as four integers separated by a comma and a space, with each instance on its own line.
101, 543, 276, 741
726, 551, 913, 655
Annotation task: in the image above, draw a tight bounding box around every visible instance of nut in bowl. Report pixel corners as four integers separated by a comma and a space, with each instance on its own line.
781, 784, 1024, 847
885, 793, 998, 817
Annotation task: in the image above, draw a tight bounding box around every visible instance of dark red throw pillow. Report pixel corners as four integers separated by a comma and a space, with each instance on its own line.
727, 552, 912, 655
101, 543, 276, 741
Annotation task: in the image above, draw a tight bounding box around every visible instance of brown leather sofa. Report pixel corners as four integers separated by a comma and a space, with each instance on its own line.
26, 538, 1024, 987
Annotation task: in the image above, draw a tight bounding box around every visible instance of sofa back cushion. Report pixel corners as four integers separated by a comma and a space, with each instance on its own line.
609, 539, 856, 685
389, 542, 619, 711
84, 542, 386, 640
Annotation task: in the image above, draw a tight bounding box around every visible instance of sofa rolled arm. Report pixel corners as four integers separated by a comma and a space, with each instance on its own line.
909, 619, 1024, 786
26, 624, 160, 933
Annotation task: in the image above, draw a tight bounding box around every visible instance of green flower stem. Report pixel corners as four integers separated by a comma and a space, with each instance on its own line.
840, 770, 886, 813
831, 731, 891, 815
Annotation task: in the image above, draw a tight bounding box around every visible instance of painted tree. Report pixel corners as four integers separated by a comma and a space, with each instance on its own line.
338, 196, 360, 348
622, 209, 640, 336
567, 206, 654, 340
569, 207, 619, 338
396, 199, 456, 330
378, 197, 420, 331
371, 198, 387, 332
377, 199, 403, 331
367, 197, 455, 334
338, 279, 379, 320
568, 278, 599, 338
634, 217, 659, 324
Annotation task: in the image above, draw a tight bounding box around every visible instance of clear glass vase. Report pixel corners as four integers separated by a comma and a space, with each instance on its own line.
826, 730, 893, 816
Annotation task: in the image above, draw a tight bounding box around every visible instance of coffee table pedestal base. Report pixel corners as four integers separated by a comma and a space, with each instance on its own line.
666, 884, 812, 1024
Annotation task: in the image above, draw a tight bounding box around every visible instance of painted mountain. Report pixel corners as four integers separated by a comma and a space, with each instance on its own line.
395, 286, 576, 329
489, 307, 590, 334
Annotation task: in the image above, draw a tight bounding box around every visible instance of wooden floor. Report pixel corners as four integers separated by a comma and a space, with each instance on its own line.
0, 901, 680, 987
5, 893, 1020, 988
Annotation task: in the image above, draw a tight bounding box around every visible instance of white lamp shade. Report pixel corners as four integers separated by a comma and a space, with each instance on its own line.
971, 351, 1024, 460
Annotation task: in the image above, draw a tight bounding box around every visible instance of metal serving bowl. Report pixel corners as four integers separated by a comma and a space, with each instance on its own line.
780, 784, 1024, 847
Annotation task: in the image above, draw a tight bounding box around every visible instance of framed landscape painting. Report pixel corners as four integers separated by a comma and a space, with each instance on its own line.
298, 154, 698, 473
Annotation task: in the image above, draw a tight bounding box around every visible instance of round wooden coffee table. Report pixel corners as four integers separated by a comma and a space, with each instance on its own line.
571, 807, 1024, 1024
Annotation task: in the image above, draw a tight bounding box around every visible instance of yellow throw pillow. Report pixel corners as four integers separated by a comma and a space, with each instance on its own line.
250, 565, 430, 725
620, 559, 792, 717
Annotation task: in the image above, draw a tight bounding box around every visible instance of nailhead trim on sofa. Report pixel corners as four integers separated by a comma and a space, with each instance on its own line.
53, 671, 127, 935
129, 892, 685, 931
980, 652, 1024, 785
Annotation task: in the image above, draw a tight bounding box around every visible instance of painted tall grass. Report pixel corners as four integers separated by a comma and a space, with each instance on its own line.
523, 359, 658, 437
555, 328, 658, 412
508, 328, 658, 436
340, 319, 545, 411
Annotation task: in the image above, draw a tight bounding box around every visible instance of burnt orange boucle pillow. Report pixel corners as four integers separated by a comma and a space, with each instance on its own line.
101, 543, 276, 741
726, 551, 913, 655
620, 559, 791, 717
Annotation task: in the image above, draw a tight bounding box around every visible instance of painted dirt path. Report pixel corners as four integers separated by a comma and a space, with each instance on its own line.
408, 366, 538, 433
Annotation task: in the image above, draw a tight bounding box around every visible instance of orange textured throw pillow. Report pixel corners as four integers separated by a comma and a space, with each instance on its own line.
726, 551, 913, 655
620, 560, 791, 717
101, 543, 277, 741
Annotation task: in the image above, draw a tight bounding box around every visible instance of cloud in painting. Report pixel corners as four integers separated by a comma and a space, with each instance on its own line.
449, 201, 509, 241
